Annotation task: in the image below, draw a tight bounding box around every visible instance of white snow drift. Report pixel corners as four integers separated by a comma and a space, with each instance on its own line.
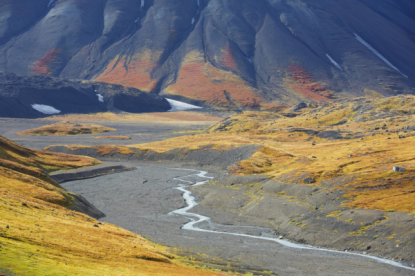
97, 94, 104, 103
134, 0, 145, 23
354, 33, 408, 78
31, 104, 61, 115
326, 54, 342, 71
166, 98, 202, 112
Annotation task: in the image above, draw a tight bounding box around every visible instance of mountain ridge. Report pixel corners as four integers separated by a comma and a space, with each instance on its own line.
1, 0, 414, 108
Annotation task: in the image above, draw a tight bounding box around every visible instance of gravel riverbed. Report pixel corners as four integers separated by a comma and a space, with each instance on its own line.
62, 164, 414, 276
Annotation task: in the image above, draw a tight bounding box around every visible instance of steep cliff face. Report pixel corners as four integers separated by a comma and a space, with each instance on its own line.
0, 0, 414, 108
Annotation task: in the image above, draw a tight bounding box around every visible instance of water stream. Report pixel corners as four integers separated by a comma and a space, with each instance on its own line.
168, 169, 415, 272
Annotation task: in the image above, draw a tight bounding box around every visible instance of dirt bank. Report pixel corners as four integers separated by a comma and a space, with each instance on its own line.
50, 163, 136, 183
47, 144, 260, 170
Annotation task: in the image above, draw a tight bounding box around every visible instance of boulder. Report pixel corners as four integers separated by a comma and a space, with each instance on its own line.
289, 102, 310, 112
392, 166, 406, 172
317, 131, 342, 140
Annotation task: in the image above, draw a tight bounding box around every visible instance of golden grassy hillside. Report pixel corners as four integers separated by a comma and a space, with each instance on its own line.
77, 95, 415, 214
0, 191, 224, 276
0, 135, 100, 172
17, 121, 116, 136
0, 136, 224, 276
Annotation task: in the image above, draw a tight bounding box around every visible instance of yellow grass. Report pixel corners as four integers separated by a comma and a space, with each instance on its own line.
132, 133, 254, 153
0, 191, 224, 276
0, 135, 100, 172
17, 121, 116, 136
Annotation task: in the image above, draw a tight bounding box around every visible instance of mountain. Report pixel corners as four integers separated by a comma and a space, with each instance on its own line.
0, 0, 414, 108
0, 72, 170, 118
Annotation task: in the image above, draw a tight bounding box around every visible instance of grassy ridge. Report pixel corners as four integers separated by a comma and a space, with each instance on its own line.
17, 121, 116, 136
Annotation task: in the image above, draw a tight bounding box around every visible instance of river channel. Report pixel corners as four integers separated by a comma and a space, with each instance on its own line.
62, 164, 415, 276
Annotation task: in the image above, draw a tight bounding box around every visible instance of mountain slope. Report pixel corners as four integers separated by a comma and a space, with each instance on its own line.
0, 0, 414, 108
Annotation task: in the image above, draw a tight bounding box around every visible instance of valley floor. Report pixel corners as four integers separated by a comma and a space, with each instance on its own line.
1, 99, 415, 275
0, 117, 213, 150
61, 163, 414, 276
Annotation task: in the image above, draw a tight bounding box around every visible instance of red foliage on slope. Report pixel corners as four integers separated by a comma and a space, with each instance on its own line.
166, 61, 262, 108
32, 49, 60, 75
221, 45, 237, 71
95, 58, 157, 92
287, 65, 334, 102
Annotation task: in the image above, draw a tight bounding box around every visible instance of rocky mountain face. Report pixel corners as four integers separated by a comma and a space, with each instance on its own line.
0, 72, 170, 118
0, 0, 414, 108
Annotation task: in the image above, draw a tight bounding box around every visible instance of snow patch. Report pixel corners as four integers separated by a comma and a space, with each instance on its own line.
354, 33, 408, 78
47, 0, 55, 7
166, 98, 202, 112
134, 0, 144, 23
326, 54, 342, 71
97, 94, 104, 103
246, 57, 253, 63
191, 0, 201, 25
31, 104, 61, 115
